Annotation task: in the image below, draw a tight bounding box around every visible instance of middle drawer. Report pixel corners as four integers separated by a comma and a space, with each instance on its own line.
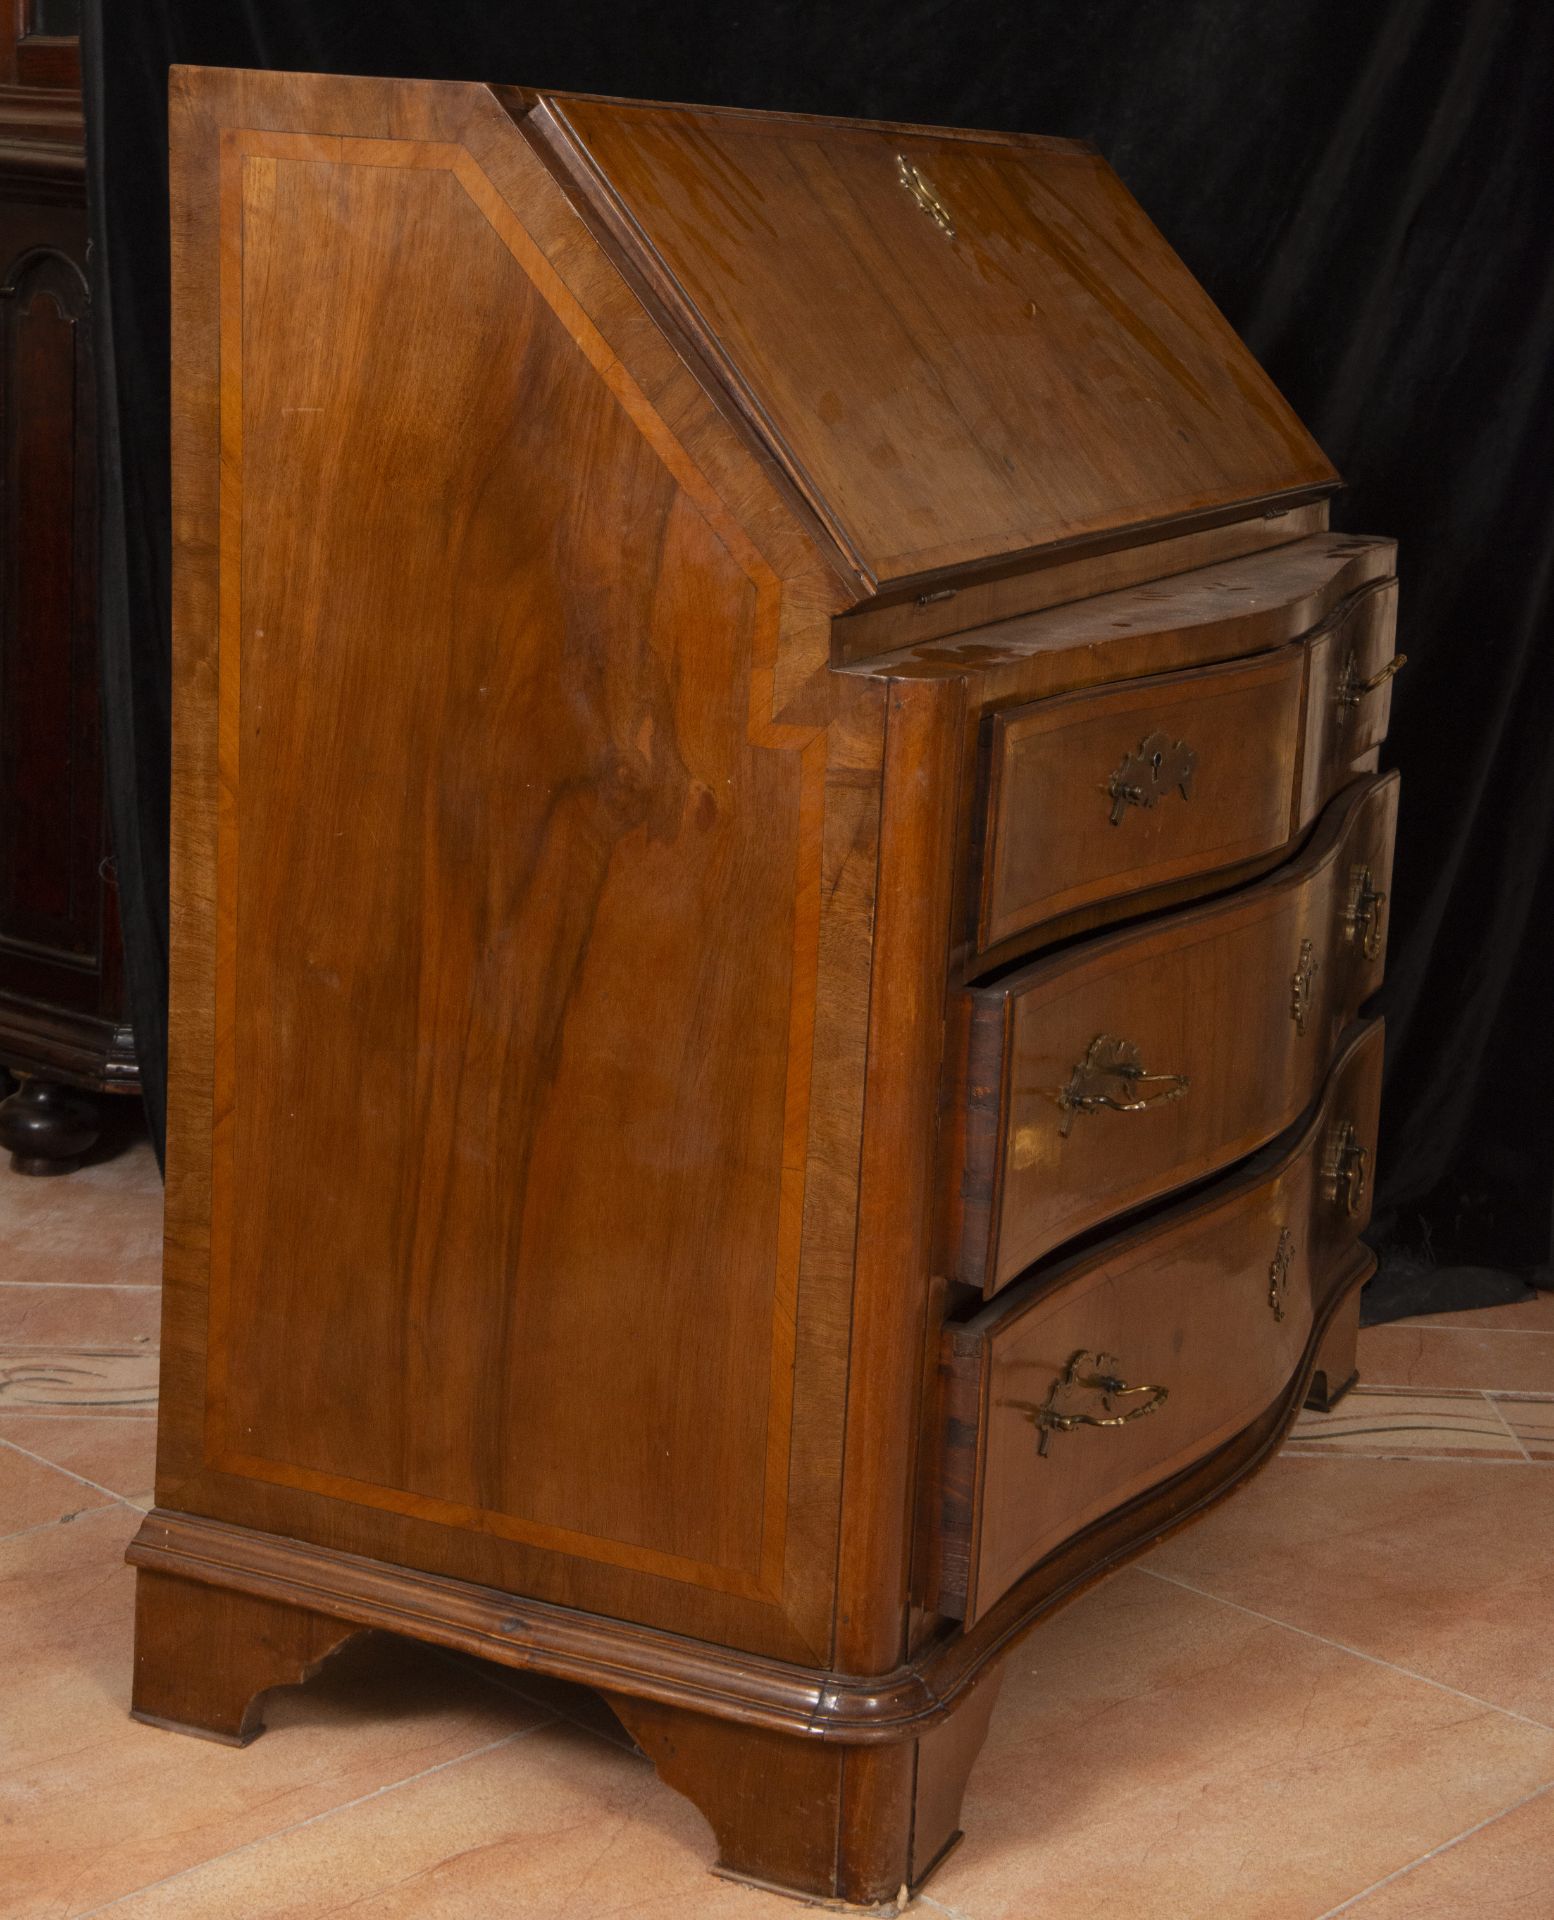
940, 771, 1398, 1296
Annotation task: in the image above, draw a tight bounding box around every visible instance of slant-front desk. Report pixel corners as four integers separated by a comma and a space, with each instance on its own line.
131, 69, 1401, 1908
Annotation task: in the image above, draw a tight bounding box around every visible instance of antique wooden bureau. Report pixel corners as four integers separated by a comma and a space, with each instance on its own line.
131, 68, 1401, 1910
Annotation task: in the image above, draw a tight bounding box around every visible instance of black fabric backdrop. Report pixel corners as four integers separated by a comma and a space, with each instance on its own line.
84, 0, 1554, 1290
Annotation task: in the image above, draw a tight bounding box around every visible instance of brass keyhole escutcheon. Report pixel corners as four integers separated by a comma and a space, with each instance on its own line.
1290, 938, 1319, 1035
1268, 1227, 1295, 1322
895, 154, 956, 238
1105, 731, 1197, 826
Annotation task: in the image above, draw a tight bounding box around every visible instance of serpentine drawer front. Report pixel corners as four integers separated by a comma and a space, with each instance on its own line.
926, 1019, 1384, 1626
977, 574, 1400, 953
942, 770, 1398, 1296
138, 71, 1398, 1913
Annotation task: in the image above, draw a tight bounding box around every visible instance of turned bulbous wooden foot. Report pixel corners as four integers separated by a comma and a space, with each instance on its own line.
0, 1075, 101, 1175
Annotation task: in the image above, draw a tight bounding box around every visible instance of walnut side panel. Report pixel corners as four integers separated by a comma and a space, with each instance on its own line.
155, 66, 879, 1664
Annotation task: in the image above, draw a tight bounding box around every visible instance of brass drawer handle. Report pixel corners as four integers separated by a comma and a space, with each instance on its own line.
1289, 938, 1319, 1034
1337, 650, 1408, 708
1105, 730, 1197, 826
1345, 864, 1387, 960
1325, 1121, 1370, 1217
1268, 1227, 1295, 1322
1049, 1034, 1190, 1138
1023, 1349, 1170, 1458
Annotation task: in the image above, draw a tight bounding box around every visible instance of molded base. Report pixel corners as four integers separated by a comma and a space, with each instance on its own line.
130, 1568, 364, 1745
126, 1255, 1372, 1904
608, 1681, 1000, 1907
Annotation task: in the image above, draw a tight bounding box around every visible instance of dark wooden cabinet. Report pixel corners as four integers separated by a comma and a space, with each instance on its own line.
0, 1, 138, 1173
129, 71, 1397, 1908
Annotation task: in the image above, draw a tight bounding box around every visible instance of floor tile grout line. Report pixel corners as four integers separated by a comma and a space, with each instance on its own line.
1299, 1400, 1549, 1419
917, 1894, 977, 1920
1482, 1390, 1535, 1464
0, 1279, 162, 1290
0, 1431, 149, 1516
1310, 1777, 1554, 1918
1135, 1566, 1554, 1732
1281, 1428, 1522, 1449
1275, 1443, 1529, 1459
2, 1403, 160, 1420
0, 1341, 158, 1351
1278, 1448, 1552, 1467
0, 1404, 158, 1418
1316, 1382, 1554, 1399
71, 1719, 559, 1919
0, 1404, 157, 1418
0, 1508, 117, 1547
1405, 1321, 1554, 1334
1291, 1412, 1520, 1430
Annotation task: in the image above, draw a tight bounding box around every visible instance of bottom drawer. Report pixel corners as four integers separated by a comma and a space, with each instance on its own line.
924, 1018, 1383, 1625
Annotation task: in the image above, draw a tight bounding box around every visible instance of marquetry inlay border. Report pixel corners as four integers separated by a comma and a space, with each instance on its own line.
202, 128, 827, 1603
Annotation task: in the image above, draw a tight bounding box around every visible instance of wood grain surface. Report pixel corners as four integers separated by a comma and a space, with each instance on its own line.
843, 531, 1398, 978
539, 95, 1335, 585
212, 134, 808, 1597
850, 529, 1391, 680
974, 567, 1399, 951
156, 67, 886, 1666
980, 646, 1305, 948
139, 65, 1399, 1912
942, 773, 1398, 1294
931, 1018, 1385, 1623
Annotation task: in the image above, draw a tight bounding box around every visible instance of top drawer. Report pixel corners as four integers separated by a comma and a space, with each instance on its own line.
975, 577, 1399, 956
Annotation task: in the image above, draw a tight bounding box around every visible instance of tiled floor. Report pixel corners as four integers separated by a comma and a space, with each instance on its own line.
3, 1128, 1552, 1920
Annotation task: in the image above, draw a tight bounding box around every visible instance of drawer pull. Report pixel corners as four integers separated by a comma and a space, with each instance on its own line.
1105, 730, 1197, 826
1268, 1227, 1295, 1321
1337, 650, 1408, 708
1289, 938, 1319, 1035
1325, 1122, 1370, 1217
1021, 1349, 1170, 1457
1051, 1033, 1190, 1137
1345, 865, 1387, 959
